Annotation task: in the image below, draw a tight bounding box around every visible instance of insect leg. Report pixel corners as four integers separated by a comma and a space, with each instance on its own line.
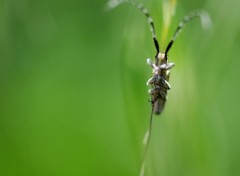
159, 62, 175, 70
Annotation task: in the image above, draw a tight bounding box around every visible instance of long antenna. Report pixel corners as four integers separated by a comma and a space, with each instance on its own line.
107, 0, 160, 53
165, 10, 211, 55
139, 102, 154, 176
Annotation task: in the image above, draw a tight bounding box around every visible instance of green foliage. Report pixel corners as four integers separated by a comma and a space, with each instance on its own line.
0, 0, 240, 175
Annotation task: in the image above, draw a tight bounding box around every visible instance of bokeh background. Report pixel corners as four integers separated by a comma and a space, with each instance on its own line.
0, 0, 240, 175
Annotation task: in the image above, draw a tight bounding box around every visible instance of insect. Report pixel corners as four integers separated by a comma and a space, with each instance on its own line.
107, 0, 211, 175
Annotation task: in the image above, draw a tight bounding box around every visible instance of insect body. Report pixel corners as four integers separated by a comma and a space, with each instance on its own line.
147, 53, 174, 114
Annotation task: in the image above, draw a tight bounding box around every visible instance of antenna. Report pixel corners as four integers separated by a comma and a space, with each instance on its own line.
165, 10, 211, 56
107, 0, 160, 54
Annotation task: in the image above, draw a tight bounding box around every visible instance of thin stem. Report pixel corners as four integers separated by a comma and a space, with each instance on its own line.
139, 103, 154, 176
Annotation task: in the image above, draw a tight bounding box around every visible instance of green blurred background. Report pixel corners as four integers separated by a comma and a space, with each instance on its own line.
0, 0, 240, 175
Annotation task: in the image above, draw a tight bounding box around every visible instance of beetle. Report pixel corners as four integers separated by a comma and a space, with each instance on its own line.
107, 0, 211, 175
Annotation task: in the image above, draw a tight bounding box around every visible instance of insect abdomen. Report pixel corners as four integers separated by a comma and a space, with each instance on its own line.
154, 96, 166, 115
153, 74, 170, 114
